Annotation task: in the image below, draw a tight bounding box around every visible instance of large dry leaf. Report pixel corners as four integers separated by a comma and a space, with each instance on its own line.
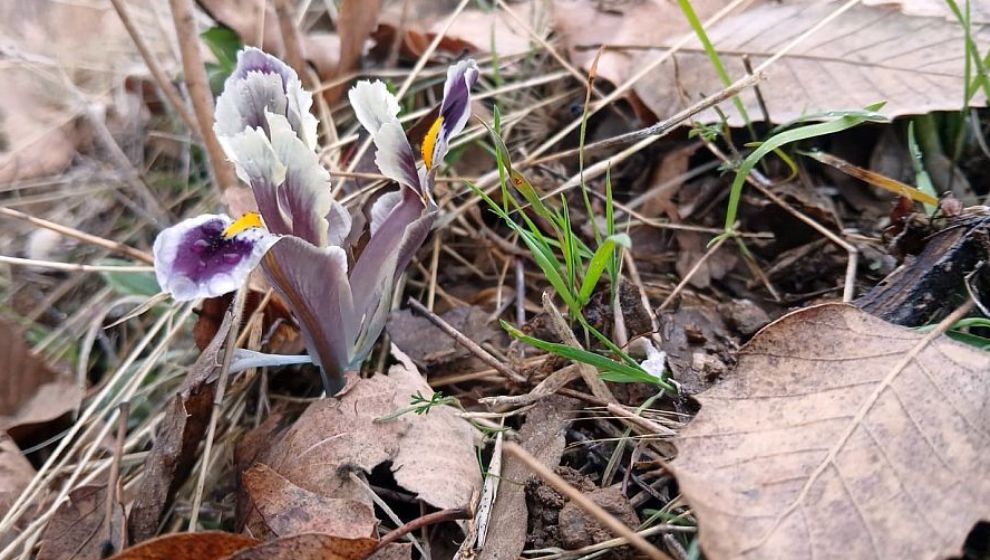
551, 0, 730, 86
36, 484, 126, 560
242, 463, 377, 539
635, 0, 988, 125
670, 303, 990, 559
0, 318, 81, 445
253, 346, 480, 513
105, 532, 258, 560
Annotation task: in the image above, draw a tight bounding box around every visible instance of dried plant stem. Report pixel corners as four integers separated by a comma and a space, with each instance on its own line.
375, 506, 472, 550
189, 286, 247, 530
168, 0, 238, 192
407, 297, 526, 383
658, 233, 729, 311
109, 0, 199, 136
503, 442, 672, 560
104, 403, 129, 554
0, 256, 153, 273
0, 207, 153, 264
605, 403, 676, 437
273, 0, 309, 80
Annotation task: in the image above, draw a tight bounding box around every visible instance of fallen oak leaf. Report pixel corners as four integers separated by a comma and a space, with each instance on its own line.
105, 532, 258, 560
670, 303, 990, 559
635, 2, 988, 125
243, 463, 378, 539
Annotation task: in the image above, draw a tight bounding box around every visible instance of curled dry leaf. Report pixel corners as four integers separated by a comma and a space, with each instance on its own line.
105, 531, 258, 560
227, 533, 378, 560
0, 318, 81, 445
247, 346, 480, 521
671, 303, 990, 559
243, 463, 378, 540
635, 1, 988, 125
37, 485, 126, 560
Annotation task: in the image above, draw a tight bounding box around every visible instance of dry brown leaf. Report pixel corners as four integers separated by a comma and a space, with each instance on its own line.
128, 311, 233, 542
325, 0, 384, 103
0, 1, 170, 182
551, 0, 730, 86
105, 532, 258, 560
0, 318, 81, 445
226, 533, 378, 560
0, 435, 34, 546
243, 463, 377, 539
36, 484, 126, 560
670, 303, 990, 559
253, 345, 480, 514
635, 1, 988, 125
367, 543, 411, 560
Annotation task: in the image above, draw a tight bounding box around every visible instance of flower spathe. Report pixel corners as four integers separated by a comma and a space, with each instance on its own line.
152, 48, 478, 395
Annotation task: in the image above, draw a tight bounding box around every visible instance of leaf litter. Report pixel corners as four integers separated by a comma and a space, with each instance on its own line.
3, 0, 990, 559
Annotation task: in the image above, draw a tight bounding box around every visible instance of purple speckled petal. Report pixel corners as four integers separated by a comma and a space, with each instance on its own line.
153, 214, 278, 301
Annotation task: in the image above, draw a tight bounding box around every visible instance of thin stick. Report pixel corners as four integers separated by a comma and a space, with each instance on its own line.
0, 256, 153, 273
407, 297, 526, 384
503, 442, 672, 560
168, 0, 238, 193
104, 402, 129, 554
0, 207, 153, 264
109, 0, 200, 137
188, 286, 247, 530
375, 506, 472, 551
658, 234, 729, 311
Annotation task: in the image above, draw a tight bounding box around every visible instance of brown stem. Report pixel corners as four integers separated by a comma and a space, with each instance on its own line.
167, 0, 238, 193
503, 442, 672, 560
374, 507, 471, 551
109, 0, 200, 137
407, 297, 526, 384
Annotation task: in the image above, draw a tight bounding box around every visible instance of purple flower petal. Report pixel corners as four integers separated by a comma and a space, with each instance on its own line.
262, 237, 356, 393
153, 214, 279, 301
348, 188, 436, 360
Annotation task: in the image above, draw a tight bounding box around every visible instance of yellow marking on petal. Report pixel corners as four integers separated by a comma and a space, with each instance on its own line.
222, 212, 264, 238
421, 116, 444, 170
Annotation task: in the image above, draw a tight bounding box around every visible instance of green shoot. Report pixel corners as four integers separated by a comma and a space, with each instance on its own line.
906, 121, 939, 215
675, 0, 756, 140
716, 103, 888, 243
501, 321, 675, 391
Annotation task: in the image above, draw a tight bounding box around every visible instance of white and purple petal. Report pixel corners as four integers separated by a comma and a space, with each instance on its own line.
326, 201, 353, 247
427, 59, 479, 168
215, 47, 318, 150
267, 112, 332, 246
153, 214, 279, 301
218, 127, 292, 236
348, 80, 401, 136
373, 121, 423, 193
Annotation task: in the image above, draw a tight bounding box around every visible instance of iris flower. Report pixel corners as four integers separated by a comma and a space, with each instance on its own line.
153, 48, 478, 394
